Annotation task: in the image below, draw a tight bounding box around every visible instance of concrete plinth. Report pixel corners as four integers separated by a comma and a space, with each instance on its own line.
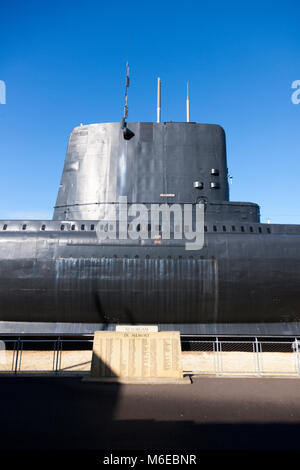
82, 376, 191, 384
90, 330, 183, 380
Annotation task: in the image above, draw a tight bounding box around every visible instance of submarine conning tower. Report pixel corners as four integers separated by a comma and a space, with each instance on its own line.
53, 122, 260, 223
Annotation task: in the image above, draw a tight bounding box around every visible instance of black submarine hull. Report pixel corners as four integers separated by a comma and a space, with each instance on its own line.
1, 222, 300, 335
1, 122, 299, 335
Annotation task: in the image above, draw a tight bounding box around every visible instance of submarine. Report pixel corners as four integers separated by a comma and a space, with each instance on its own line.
1, 72, 300, 336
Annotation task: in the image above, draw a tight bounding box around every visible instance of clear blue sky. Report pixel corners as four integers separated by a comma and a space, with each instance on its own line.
0, 0, 299, 223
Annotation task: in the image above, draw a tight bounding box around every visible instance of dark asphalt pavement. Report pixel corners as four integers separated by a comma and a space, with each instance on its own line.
1, 375, 300, 451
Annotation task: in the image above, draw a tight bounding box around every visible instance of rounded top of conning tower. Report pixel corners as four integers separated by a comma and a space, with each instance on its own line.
53, 122, 229, 220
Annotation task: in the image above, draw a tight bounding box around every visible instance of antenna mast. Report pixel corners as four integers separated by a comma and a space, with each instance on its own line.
157, 77, 161, 123
123, 61, 130, 120
186, 82, 190, 122
120, 62, 135, 140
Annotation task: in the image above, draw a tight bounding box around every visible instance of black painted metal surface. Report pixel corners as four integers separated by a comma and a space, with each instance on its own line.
0, 122, 299, 335
53, 122, 229, 220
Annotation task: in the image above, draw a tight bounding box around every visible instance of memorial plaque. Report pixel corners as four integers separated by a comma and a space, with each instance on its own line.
90, 331, 182, 379
116, 325, 158, 333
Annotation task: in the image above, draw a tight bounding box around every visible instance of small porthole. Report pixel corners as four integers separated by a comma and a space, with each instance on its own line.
258, 227, 262, 233
223, 225, 226, 232
60, 224, 65, 231
213, 225, 217, 232
241, 226, 244, 232
3, 224, 7, 230
232, 226, 236, 232
41, 224, 46, 231
22, 224, 27, 230
267, 227, 271, 234
71, 224, 75, 230
250, 226, 253, 233
81, 224, 85, 231
90, 224, 95, 230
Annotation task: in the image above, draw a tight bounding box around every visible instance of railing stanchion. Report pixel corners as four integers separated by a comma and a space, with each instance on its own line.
216, 337, 220, 376
14, 337, 21, 374
294, 337, 300, 377
54, 337, 61, 375
255, 337, 261, 377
